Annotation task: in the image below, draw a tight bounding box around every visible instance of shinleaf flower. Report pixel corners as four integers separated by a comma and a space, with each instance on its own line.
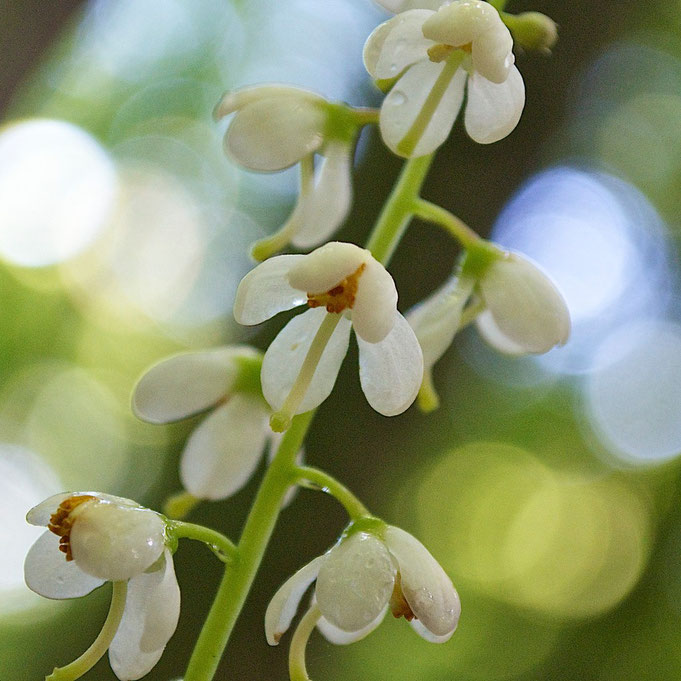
214, 86, 363, 260
233, 241, 423, 431
364, 0, 524, 156
25, 492, 179, 681
265, 524, 461, 646
133, 346, 300, 507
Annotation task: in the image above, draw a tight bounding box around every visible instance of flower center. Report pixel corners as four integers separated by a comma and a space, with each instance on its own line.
428, 43, 471, 63
306, 263, 366, 314
389, 572, 416, 622
48, 494, 97, 561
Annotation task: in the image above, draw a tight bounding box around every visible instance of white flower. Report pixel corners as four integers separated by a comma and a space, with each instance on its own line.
406, 273, 475, 410
364, 0, 525, 156
374, 0, 449, 12
133, 346, 300, 504
233, 242, 423, 429
265, 525, 460, 645
474, 251, 571, 355
214, 86, 355, 258
24, 492, 180, 681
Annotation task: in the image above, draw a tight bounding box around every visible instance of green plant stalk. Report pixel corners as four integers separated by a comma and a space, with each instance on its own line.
294, 465, 369, 520
183, 142, 446, 681
169, 520, 239, 563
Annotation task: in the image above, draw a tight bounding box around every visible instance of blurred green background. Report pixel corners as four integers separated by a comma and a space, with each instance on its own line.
3, 0, 681, 679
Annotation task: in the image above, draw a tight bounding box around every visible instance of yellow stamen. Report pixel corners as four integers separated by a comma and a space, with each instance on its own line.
307, 263, 366, 314
48, 495, 97, 561
427, 43, 456, 63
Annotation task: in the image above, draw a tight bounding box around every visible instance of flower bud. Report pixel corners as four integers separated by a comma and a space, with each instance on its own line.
503, 11, 558, 54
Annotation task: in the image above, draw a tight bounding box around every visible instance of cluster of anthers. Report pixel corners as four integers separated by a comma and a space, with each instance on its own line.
23, 2, 565, 681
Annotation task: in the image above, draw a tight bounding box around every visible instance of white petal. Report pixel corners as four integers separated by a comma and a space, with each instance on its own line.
380, 59, 466, 158
351, 258, 398, 343
477, 252, 570, 354
26, 492, 75, 526
317, 611, 385, 644
109, 551, 180, 681
261, 308, 352, 413
132, 347, 258, 424
374, 0, 446, 11
385, 526, 460, 638
70, 503, 166, 581
180, 395, 270, 500
233, 255, 307, 325
464, 65, 525, 144
406, 276, 474, 369
265, 556, 325, 645
214, 85, 323, 120
315, 532, 395, 633
471, 25, 514, 84
474, 309, 526, 355
366, 11, 437, 80
224, 95, 326, 171
24, 530, 105, 599
287, 242, 370, 294
422, 0, 499, 46
410, 617, 455, 643
357, 313, 424, 416
292, 142, 354, 249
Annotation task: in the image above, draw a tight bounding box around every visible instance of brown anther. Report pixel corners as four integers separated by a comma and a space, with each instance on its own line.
307, 263, 366, 314
48, 494, 97, 561
390, 572, 416, 622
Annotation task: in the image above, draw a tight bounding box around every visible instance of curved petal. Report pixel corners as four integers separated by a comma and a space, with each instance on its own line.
292, 142, 354, 249
474, 309, 526, 355
132, 347, 258, 424
261, 308, 352, 413
422, 0, 499, 45
357, 313, 423, 416
477, 252, 570, 354
313, 593, 386, 645
380, 59, 466, 158
385, 526, 460, 639
26, 492, 75, 526
233, 255, 307, 325
365, 11, 436, 80
410, 617, 455, 643
179, 395, 270, 500
24, 531, 105, 599
224, 97, 326, 171
315, 532, 395, 633
109, 551, 180, 681
406, 276, 474, 369
287, 242, 370, 294
471, 26, 514, 84
464, 65, 525, 144
214, 85, 324, 120
70, 504, 166, 582
264, 556, 325, 645
351, 258, 398, 343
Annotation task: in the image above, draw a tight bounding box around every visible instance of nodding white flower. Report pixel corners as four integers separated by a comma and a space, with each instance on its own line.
214, 86, 357, 259
265, 525, 460, 645
24, 492, 179, 681
475, 251, 570, 355
406, 273, 475, 410
233, 242, 423, 429
133, 346, 300, 504
364, 0, 524, 156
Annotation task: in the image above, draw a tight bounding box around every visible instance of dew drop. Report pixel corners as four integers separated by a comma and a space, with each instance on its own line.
391, 91, 407, 106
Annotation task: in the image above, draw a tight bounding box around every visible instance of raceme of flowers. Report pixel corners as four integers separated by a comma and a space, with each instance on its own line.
214, 86, 362, 260
133, 346, 299, 504
25, 493, 179, 681
364, 0, 525, 156
265, 524, 460, 645
234, 241, 424, 429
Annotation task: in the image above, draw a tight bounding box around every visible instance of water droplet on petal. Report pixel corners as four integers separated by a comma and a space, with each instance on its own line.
391, 91, 407, 106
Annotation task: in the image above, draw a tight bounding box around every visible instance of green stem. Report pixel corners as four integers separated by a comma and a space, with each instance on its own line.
350, 107, 380, 126
289, 606, 322, 681
412, 198, 480, 250
294, 466, 369, 520
365, 153, 436, 265
46, 582, 127, 681
183, 411, 315, 681
169, 521, 239, 563
488, 0, 508, 10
